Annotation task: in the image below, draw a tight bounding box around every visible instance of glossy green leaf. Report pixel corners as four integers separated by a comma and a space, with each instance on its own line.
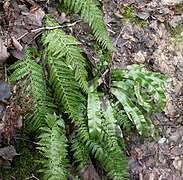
87, 86, 101, 140
111, 87, 148, 136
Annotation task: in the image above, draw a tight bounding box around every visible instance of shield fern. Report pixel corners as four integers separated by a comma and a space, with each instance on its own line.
37, 114, 69, 179
9, 48, 55, 131
59, 0, 115, 51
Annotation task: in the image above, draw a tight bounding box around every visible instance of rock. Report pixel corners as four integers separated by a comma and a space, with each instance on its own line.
161, 0, 183, 5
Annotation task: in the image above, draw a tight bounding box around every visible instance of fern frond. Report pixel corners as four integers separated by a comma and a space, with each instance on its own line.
113, 64, 169, 113
43, 19, 88, 93
111, 87, 149, 136
10, 48, 55, 131
101, 99, 129, 179
87, 85, 101, 140
37, 114, 69, 179
71, 131, 89, 170
48, 57, 89, 141
60, 0, 115, 51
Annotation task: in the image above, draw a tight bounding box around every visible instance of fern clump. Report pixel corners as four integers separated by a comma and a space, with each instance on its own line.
111, 64, 169, 138
7, 1, 170, 179
37, 114, 69, 179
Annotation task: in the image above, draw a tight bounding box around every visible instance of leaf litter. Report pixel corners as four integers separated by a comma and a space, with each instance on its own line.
0, 0, 182, 179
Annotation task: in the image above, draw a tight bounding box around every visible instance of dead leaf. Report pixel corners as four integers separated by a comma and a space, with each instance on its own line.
173, 156, 182, 170
0, 36, 10, 64
133, 50, 146, 64
0, 145, 17, 161
0, 81, 11, 100
23, 8, 45, 27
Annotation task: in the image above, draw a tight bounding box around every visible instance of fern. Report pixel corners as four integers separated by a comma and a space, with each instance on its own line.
87, 84, 102, 140
111, 64, 169, 138
60, 0, 115, 51
9, 48, 55, 131
44, 16, 88, 93
37, 114, 69, 179
71, 131, 89, 171
86, 89, 129, 179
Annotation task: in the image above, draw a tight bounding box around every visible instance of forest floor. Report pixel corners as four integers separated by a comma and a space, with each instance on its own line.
0, 0, 183, 179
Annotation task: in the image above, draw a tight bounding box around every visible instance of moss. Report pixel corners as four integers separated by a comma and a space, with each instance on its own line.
0, 130, 43, 180
122, 6, 148, 27
166, 23, 183, 42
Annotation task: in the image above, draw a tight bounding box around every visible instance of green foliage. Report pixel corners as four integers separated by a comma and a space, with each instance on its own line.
37, 114, 69, 179
44, 17, 88, 93
0, 130, 42, 179
111, 64, 169, 138
87, 84, 101, 139
122, 6, 147, 27
60, 0, 115, 51
9, 48, 55, 131
7, 1, 169, 179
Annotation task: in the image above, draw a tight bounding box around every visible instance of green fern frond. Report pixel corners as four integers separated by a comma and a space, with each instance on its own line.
113, 64, 169, 113
101, 99, 129, 179
43, 19, 88, 93
111, 64, 169, 138
111, 87, 149, 136
87, 85, 102, 140
71, 132, 89, 170
47, 57, 89, 141
37, 114, 69, 179
60, 0, 115, 51
9, 48, 55, 131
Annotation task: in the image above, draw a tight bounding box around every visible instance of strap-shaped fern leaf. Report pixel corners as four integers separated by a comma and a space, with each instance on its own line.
87, 86, 101, 140
111, 87, 149, 136
44, 25, 88, 93
60, 0, 115, 51
113, 64, 169, 113
37, 114, 69, 179
9, 48, 55, 131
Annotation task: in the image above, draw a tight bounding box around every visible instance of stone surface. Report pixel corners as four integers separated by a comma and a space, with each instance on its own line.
161, 0, 183, 5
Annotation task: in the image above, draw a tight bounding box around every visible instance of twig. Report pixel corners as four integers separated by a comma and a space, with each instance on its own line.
17, 20, 81, 41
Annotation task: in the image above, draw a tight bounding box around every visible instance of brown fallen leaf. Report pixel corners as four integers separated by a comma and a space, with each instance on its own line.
0, 145, 17, 162
0, 36, 10, 64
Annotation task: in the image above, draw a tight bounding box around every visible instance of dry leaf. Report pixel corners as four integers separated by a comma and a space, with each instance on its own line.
0, 36, 10, 64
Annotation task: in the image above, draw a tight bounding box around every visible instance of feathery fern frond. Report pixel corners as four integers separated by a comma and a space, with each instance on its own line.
44, 17, 88, 93
9, 48, 55, 131
71, 131, 89, 171
37, 114, 69, 179
47, 57, 89, 141
60, 0, 115, 51
101, 99, 129, 179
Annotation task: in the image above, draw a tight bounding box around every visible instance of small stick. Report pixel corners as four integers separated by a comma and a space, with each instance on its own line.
17, 20, 81, 41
